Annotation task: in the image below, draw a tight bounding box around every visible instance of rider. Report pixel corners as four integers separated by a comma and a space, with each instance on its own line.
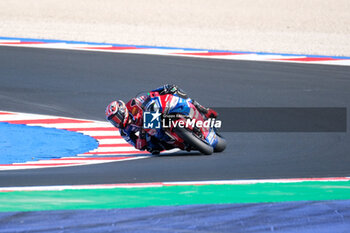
105, 84, 217, 154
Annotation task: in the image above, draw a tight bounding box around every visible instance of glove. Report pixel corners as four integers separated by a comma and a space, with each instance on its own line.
136, 138, 147, 150
205, 108, 218, 119
159, 84, 177, 95
167, 84, 178, 94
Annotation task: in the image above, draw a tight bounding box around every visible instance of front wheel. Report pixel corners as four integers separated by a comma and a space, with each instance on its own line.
174, 127, 213, 155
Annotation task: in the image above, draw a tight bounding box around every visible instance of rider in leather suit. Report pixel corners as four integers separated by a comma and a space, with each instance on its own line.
105, 84, 217, 154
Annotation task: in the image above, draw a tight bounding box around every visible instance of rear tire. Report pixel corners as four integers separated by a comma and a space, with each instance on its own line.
214, 135, 226, 152
174, 127, 213, 155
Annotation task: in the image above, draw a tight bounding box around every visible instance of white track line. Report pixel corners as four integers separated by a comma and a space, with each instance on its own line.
0, 177, 349, 192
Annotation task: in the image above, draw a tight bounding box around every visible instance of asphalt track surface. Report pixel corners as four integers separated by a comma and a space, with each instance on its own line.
0, 46, 350, 187
1, 200, 350, 232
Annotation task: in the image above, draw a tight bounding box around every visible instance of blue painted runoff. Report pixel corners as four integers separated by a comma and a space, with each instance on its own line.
0, 122, 98, 164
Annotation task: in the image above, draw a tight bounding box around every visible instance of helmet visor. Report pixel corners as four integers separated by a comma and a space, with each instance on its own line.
108, 103, 127, 128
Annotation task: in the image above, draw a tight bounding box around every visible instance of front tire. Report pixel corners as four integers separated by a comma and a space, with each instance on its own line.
174, 127, 213, 155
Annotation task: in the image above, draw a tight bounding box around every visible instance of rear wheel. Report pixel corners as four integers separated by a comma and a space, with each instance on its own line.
174, 127, 213, 155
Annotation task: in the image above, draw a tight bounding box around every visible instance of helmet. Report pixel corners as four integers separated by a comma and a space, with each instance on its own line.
105, 100, 129, 128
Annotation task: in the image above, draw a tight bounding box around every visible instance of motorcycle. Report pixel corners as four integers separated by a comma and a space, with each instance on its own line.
142, 91, 226, 155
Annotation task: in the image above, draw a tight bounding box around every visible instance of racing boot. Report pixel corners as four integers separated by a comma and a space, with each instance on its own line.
192, 100, 218, 119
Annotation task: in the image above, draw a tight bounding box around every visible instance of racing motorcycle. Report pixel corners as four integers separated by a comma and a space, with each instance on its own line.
142, 91, 226, 155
